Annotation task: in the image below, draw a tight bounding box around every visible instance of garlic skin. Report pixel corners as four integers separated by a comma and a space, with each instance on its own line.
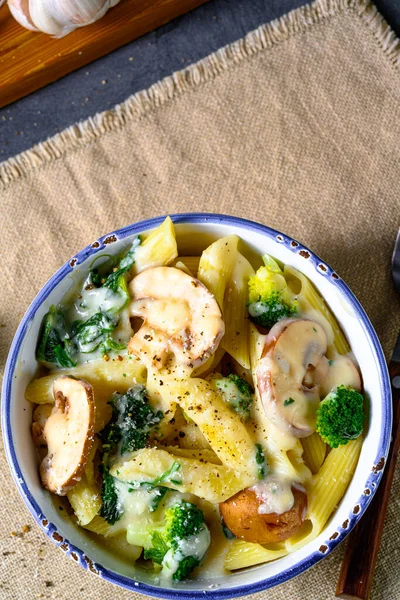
7, 0, 121, 37
8, 0, 39, 31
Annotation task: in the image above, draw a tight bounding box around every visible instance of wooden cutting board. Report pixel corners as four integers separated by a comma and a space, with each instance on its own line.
0, 0, 210, 109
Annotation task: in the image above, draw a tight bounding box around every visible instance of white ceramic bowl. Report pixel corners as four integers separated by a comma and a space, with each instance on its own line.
2, 214, 392, 599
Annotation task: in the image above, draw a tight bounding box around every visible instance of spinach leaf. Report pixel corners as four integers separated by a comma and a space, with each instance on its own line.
36, 306, 76, 368
72, 312, 118, 354
97, 238, 141, 293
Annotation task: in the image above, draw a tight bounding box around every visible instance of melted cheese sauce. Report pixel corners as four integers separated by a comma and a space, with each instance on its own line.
251, 477, 294, 515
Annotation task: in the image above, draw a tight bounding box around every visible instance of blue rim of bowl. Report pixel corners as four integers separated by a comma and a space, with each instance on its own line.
1, 213, 392, 600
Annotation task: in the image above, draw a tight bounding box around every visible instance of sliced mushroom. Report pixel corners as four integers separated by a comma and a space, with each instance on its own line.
315, 354, 362, 398
219, 484, 307, 544
128, 266, 224, 369
40, 376, 95, 495
32, 404, 53, 448
256, 318, 328, 437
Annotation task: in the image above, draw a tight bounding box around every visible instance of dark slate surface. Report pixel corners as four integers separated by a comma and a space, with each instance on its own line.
1, 0, 399, 161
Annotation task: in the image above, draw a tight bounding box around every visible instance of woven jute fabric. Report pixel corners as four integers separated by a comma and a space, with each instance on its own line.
1, 1, 399, 598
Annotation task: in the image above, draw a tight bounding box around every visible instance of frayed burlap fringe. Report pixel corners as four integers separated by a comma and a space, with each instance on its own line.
1, 0, 399, 188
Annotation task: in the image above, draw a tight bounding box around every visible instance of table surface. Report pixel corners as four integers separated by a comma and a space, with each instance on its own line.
0, 0, 400, 162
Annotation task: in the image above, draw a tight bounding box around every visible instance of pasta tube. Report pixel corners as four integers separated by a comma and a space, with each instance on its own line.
132, 216, 178, 274
159, 376, 260, 481
110, 447, 251, 504
197, 235, 239, 307
25, 357, 146, 433
285, 436, 363, 552
67, 439, 102, 526
225, 540, 288, 570
301, 433, 326, 474
173, 256, 200, 277
221, 252, 254, 369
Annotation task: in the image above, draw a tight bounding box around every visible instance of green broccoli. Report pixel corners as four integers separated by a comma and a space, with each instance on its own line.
248, 254, 297, 329
215, 374, 254, 420
99, 385, 163, 524
130, 500, 211, 580
316, 385, 364, 448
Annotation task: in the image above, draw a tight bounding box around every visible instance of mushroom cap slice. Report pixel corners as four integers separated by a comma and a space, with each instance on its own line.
219, 485, 307, 544
32, 404, 53, 448
40, 376, 95, 495
315, 354, 362, 398
128, 266, 224, 369
256, 318, 328, 437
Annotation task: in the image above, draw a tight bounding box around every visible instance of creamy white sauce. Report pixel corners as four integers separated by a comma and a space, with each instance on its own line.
251, 476, 295, 515
316, 354, 362, 398
74, 283, 126, 319
161, 528, 211, 580
299, 306, 334, 346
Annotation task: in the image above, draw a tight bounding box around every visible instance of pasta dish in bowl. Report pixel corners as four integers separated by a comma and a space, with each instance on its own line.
2, 214, 391, 598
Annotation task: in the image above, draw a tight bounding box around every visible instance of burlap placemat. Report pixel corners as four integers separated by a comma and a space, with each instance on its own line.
1, 0, 400, 598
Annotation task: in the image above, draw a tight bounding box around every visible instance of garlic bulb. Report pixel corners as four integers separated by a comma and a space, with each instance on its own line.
8, 0, 121, 37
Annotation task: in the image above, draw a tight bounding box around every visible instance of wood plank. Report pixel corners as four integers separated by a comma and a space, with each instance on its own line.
0, 0, 210, 109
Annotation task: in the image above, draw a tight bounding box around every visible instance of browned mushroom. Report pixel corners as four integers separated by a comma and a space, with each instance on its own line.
219, 484, 307, 544
39, 376, 95, 495
128, 266, 224, 369
256, 318, 328, 437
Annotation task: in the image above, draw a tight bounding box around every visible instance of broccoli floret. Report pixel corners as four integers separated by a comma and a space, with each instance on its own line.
173, 556, 201, 581
99, 385, 163, 523
216, 374, 253, 420
135, 501, 210, 581
316, 385, 364, 448
248, 255, 297, 329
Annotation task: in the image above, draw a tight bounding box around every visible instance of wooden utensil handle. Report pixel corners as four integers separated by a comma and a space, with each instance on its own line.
336, 361, 400, 600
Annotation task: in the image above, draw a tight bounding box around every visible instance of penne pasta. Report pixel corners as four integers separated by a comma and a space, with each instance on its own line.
67, 475, 102, 526
172, 256, 201, 277
173, 260, 194, 276
285, 436, 363, 552
110, 447, 252, 504
197, 235, 239, 308
156, 445, 221, 464
132, 216, 178, 274
25, 357, 146, 432
301, 433, 327, 475
25, 357, 146, 405
83, 515, 114, 536
67, 439, 102, 526
158, 376, 260, 480
221, 252, 254, 370
225, 540, 288, 570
